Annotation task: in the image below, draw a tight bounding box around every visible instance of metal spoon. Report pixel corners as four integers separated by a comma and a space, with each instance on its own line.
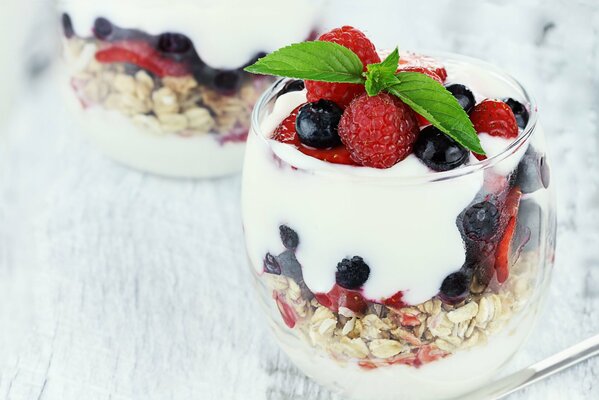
461, 334, 599, 399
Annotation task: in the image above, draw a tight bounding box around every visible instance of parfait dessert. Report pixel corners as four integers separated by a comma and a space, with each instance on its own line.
242, 27, 555, 400
58, 0, 322, 177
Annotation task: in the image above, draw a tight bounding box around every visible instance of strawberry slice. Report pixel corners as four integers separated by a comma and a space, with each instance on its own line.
382, 291, 407, 310
273, 291, 297, 329
272, 106, 359, 166
314, 284, 367, 314
494, 187, 522, 283
95, 40, 189, 77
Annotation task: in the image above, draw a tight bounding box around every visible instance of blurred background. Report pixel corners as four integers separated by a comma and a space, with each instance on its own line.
1, 0, 598, 399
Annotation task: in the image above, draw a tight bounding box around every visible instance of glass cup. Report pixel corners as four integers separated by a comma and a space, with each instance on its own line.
56, 0, 322, 178
242, 54, 555, 400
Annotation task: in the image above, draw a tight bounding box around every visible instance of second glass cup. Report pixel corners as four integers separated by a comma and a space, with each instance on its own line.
242, 54, 556, 400
57, 0, 323, 177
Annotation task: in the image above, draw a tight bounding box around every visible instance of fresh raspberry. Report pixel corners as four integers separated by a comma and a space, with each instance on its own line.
470, 100, 519, 139
396, 66, 443, 126
96, 40, 189, 77
398, 52, 448, 82
338, 93, 419, 168
305, 26, 380, 108
314, 284, 367, 314
272, 106, 358, 165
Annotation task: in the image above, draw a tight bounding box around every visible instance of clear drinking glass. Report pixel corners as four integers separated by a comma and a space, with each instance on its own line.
242, 54, 556, 400
56, 0, 322, 178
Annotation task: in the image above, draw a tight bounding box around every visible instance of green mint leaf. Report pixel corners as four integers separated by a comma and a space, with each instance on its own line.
376, 47, 400, 73
364, 48, 400, 96
244, 41, 365, 84
389, 72, 485, 155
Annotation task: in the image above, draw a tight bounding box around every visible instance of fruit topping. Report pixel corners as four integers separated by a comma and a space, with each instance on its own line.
296, 100, 343, 148
157, 33, 193, 54
279, 225, 299, 250
277, 79, 305, 98
338, 93, 419, 168
516, 147, 550, 193
413, 126, 469, 171
446, 84, 475, 112
93, 17, 113, 40
62, 13, 74, 38
397, 66, 443, 83
305, 26, 380, 108
439, 271, 471, 304
315, 284, 368, 314
494, 187, 522, 283
273, 105, 358, 165
397, 52, 448, 82
503, 98, 529, 129
462, 201, 500, 242
470, 99, 519, 139
96, 40, 190, 77
336, 256, 370, 290
263, 253, 282, 275
383, 291, 407, 310
274, 291, 297, 328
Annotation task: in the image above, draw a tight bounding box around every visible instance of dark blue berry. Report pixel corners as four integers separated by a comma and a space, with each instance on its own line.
263, 253, 281, 275
517, 199, 541, 251
336, 256, 370, 290
277, 80, 305, 98
446, 84, 475, 112
463, 201, 500, 241
296, 100, 343, 149
516, 147, 549, 193
93, 17, 113, 40
157, 33, 192, 54
414, 126, 469, 171
62, 13, 74, 38
279, 225, 299, 249
503, 98, 529, 129
213, 70, 243, 93
440, 271, 470, 303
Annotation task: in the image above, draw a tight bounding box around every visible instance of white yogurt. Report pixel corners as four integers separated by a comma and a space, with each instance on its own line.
59, 0, 323, 69
243, 57, 530, 304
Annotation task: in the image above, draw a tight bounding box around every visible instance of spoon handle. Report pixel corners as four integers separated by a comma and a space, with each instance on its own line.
462, 334, 599, 399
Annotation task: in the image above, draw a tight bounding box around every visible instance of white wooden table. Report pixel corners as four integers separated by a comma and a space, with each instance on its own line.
1, 1, 598, 399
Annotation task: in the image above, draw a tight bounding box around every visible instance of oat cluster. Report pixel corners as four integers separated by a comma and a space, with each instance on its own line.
64, 38, 268, 137
263, 253, 535, 368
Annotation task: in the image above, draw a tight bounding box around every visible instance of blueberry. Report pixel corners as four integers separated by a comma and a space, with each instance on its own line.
93, 17, 113, 40
158, 33, 192, 54
503, 98, 529, 129
414, 126, 469, 171
62, 13, 74, 38
463, 201, 500, 241
336, 256, 370, 290
439, 271, 470, 303
295, 100, 343, 148
279, 225, 299, 249
277, 80, 305, 98
263, 253, 281, 275
446, 84, 475, 112
214, 70, 243, 93
516, 147, 549, 193
517, 199, 541, 251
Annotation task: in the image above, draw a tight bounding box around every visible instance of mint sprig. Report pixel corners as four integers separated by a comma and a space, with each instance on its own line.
245, 41, 365, 84
245, 43, 484, 155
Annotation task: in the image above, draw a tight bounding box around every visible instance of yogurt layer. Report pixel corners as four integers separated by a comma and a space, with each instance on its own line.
59, 0, 323, 69
243, 57, 529, 305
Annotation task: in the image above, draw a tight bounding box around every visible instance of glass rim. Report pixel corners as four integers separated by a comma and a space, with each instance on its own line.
250, 51, 538, 185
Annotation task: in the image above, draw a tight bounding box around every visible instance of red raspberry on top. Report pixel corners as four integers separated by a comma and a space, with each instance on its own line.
305, 26, 380, 108
396, 66, 443, 127
470, 99, 519, 139
338, 93, 420, 168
